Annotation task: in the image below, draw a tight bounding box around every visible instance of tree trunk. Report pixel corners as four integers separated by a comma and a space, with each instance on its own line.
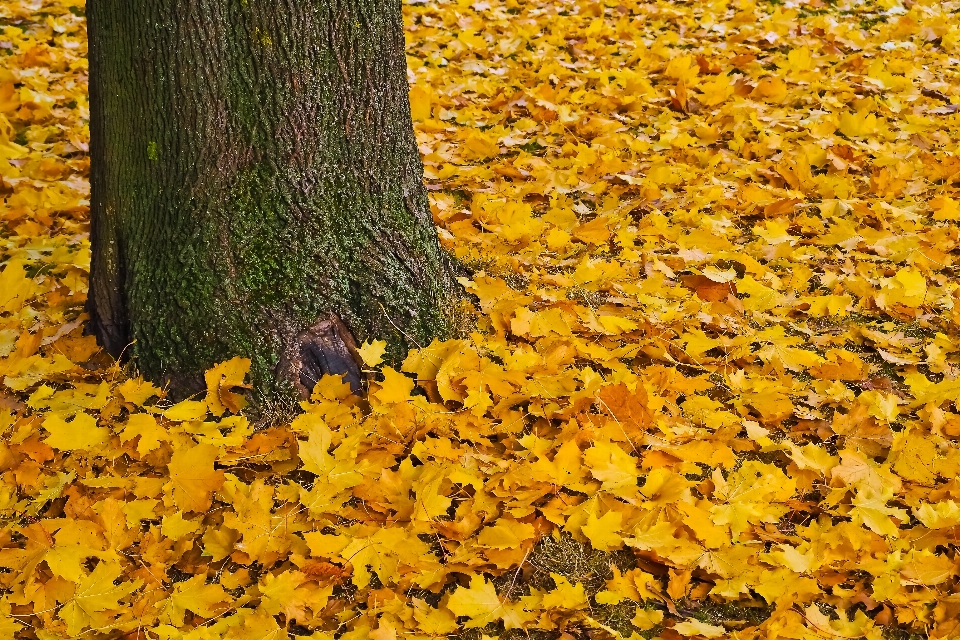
86, 0, 462, 402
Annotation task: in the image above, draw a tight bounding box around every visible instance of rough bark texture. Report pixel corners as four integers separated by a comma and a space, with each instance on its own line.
86, 0, 462, 400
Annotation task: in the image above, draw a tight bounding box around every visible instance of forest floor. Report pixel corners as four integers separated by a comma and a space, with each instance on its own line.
2, 0, 960, 638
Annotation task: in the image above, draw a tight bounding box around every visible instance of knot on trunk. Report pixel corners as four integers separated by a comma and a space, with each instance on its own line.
278, 315, 363, 398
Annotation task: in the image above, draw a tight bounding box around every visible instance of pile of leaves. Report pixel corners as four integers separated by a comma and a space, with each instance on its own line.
2, 0, 960, 638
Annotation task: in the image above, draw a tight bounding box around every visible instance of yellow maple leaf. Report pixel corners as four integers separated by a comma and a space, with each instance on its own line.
116, 377, 162, 406
46, 540, 103, 584
884, 267, 927, 307
461, 129, 501, 160
631, 607, 664, 631
839, 110, 879, 137
224, 611, 286, 640
711, 462, 795, 540
0, 260, 39, 313
931, 196, 960, 221
297, 419, 333, 476
900, 550, 957, 586
807, 294, 854, 317
413, 597, 458, 634
447, 574, 531, 629
597, 315, 638, 335
914, 500, 960, 529
167, 442, 225, 513
673, 619, 726, 638
311, 373, 355, 401
159, 574, 229, 626
809, 349, 869, 381
0, 600, 22, 640
164, 399, 209, 422
782, 46, 814, 72
786, 442, 837, 475
339, 527, 430, 589
751, 76, 788, 103
584, 440, 639, 494
409, 85, 432, 121
58, 562, 138, 636
120, 498, 158, 529
541, 574, 589, 610
699, 73, 733, 105
412, 462, 452, 521
204, 356, 251, 416
640, 468, 693, 509
258, 570, 304, 615
582, 510, 623, 552
664, 54, 699, 84
850, 487, 907, 537
43, 412, 109, 451
357, 339, 387, 367
477, 517, 535, 549
161, 511, 201, 540
202, 524, 240, 561
120, 413, 170, 455
372, 367, 415, 405
302, 532, 350, 560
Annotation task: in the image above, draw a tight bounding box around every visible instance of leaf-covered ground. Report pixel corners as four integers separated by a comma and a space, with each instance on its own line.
2, 0, 960, 638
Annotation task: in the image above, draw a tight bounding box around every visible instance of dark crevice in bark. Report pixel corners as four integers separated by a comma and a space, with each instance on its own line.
86, 0, 463, 402
278, 315, 363, 397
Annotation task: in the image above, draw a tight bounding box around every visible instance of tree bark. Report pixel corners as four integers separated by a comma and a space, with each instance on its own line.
86, 0, 462, 402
